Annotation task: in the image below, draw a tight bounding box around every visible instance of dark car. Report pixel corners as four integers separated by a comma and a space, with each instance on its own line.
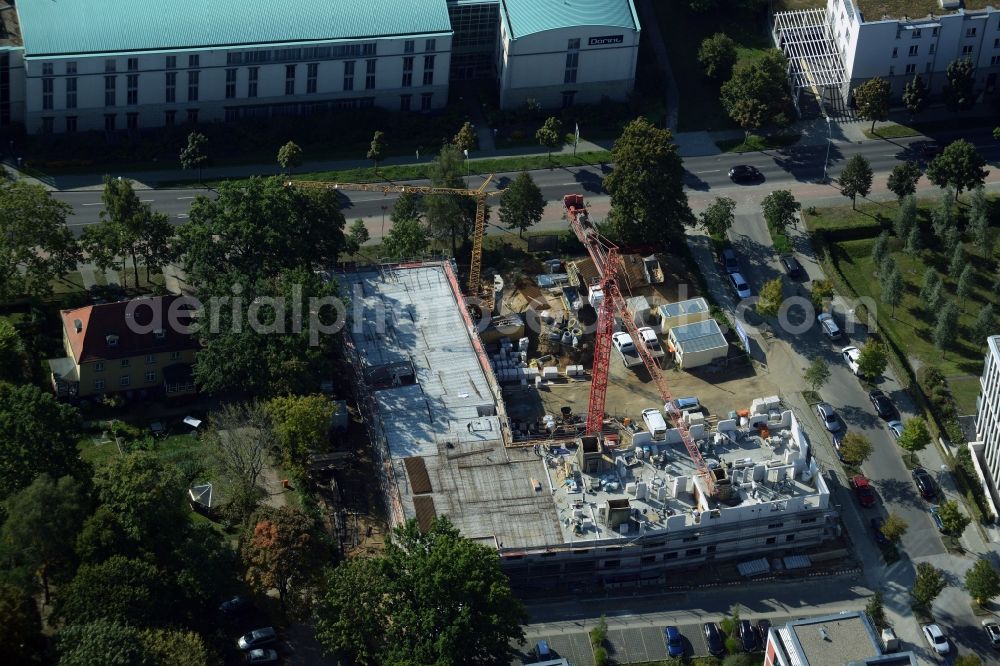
729, 165, 762, 183
664, 626, 685, 657
912, 467, 937, 500
868, 390, 896, 420
219, 595, 252, 615
871, 517, 890, 546
718, 246, 739, 274
738, 620, 758, 652
703, 622, 725, 657
920, 141, 941, 159
780, 255, 804, 279
755, 619, 772, 647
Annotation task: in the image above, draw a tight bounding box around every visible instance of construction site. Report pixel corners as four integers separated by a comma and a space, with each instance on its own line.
335, 194, 842, 592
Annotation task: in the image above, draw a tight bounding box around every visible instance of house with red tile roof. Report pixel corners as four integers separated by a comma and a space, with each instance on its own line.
48, 296, 199, 399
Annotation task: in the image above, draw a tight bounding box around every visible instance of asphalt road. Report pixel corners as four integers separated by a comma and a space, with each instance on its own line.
53, 126, 1000, 233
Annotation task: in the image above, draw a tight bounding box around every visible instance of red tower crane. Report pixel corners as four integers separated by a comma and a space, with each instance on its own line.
563, 194, 715, 494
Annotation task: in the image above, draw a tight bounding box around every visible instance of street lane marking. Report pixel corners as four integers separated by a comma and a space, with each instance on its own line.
176, 214, 189, 219
81, 202, 101, 206
141, 199, 154, 202
695, 169, 721, 174
177, 196, 196, 199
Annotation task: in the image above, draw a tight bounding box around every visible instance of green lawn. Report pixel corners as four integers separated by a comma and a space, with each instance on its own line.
863, 123, 922, 140
716, 132, 801, 153
948, 376, 983, 416
79, 429, 212, 478
803, 201, 895, 232
831, 237, 996, 377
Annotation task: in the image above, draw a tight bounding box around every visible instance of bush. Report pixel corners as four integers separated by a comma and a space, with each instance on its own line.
593, 646, 608, 666
724, 636, 741, 655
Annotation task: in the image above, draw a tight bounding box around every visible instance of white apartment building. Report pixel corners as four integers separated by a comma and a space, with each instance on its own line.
971, 335, 1000, 517
775, 0, 1000, 113
497, 0, 640, 109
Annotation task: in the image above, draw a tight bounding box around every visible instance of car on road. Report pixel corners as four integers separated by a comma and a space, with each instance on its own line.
238, 627, 277, 651
664, 626, 685, 657
841, 346, 861, 375
851, 475, 876, 507
612, 331, 642, 368
912, 467, 937, 501
246, 649, 279, 664
868, 390, 895, 420
870, 517, 890, 546
703, 622, 725, 657
718, 246, 739, 274
919, 141, 942, 159
982, 620, 1000, 648
780, 255, 804, 279
729, 165, 762, 183
886, 420, 904, 440
816, 403, 842, 432
738, 620, 758, 652
755, 619, 772, 647
817, 313, 842, 339
922, 623, 949, 654
219, 595, 252, 615
730, 272, 752, 299
930, 505, 945, 532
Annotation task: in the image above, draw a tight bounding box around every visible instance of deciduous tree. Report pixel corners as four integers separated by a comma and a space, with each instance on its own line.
603, 118, 694, 245
761, 189, 800, 236
382, 217, 429, 258
810, 279, 834, 310
424, 143, 474, 255
345, 219, 371, 257
367, 130, 386, 171
871, 231, 890, 271
933, 300, 960, 353
721, 50, 792, 138
839, 154, 873, 209
973, 304, 995, 344
903, 74, 929, 117
853, 77, 890, 132
0, 582, 43, 664
0, 383, 83, 501
937, 499, 971, 536
315, 517, 526, 665
2, 475, 87, 604
698, 33, 737, 80
56, 619, 146, 666
498, 172, 545, 237
839, 432, 874, 466
277, 141, 303, 173
0, 181, 80, 302
948, 245, 966, 280
927, 139, 989, 199
881, 512, 908, 543
756, 278, 784, 317
804, 357, 831, 392
265, 394, 335, 474
137, 629, 211, 666
700, 196, 736, 239
179, 131, 209, 183
943, 58, 976, 112
897, 417, 931, 452
453, 121, 477, 153
207, 401, 275, 520
965, 558, 1000, 606
55, 555, 166, 627
0, 320, 25, 382
865, 590, 887, 630
240, 506, 327, 613
93, 452, 186, 546
920, 268, 941, 304
880, 264, 903, 318
887, 162, 922, 201
857, 340, 888, 378
535, 116, 563, 159
956, 264, 975, 304
911, 562, 947, 610
893, 195, 918, 242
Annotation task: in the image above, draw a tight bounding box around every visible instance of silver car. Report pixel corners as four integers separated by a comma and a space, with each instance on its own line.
816, 403, 842, 432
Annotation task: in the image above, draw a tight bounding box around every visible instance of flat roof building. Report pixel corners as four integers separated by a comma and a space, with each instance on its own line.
340, 261, 838, 592
764, 612, 916, 665
667, 319, 728, 370
970, 335, 1000, 519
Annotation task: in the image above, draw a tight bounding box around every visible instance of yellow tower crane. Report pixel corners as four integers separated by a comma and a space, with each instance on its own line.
286, 176, 503, 296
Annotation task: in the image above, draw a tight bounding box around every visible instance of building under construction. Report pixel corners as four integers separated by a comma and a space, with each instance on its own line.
339, 259, 840, 592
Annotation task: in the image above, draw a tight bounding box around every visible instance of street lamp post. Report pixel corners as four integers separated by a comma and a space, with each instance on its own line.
822, 115, 832, 183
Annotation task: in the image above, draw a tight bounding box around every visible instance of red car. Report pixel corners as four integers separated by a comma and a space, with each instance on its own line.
851, 475, 876, 507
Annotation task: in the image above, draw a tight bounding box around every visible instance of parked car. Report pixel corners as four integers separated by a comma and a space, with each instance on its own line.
703, 622, 725, 657
718, 246, 740, 274
664, 626, 685, 657
671, 396, 701, 413
930, 505, 945, 532
237, 628, 277, 651
780, 255, 804, 278
922, 623, 949, 654
841, 346, 861, 374
637, 326, 665, 358
920, 141, 941, 159
816, 403, 842, 432
912, 467, 937, 501
612, 331, 642, 368
738, 620, 758, 652
729, 164, 762, 183
886, 420, 904, 440
219, 595, 252, 615
982, 620, 1000, 648
730, 272, 752, 299
246, 649, 279, 664
870, 517, 890, 546
868, 390, 895, 420
851, 475, 876, 508
817, 313, 842, 339
755, 619, 772, 647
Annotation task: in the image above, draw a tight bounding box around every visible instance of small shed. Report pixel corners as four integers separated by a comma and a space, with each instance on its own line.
658, 297, 710, 334
667, 319, 728, 370
625, 295, 651, 326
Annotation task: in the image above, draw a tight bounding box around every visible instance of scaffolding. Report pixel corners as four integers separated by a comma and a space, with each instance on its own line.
773, 8, 850, 116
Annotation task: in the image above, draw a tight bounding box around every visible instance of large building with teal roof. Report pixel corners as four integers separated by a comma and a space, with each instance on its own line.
0, 0, 640, 133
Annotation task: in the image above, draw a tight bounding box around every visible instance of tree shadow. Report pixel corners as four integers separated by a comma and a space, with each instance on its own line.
683, 171, 711, 191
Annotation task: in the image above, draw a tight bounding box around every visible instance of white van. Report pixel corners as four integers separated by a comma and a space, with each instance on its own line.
642, 408, 667, 441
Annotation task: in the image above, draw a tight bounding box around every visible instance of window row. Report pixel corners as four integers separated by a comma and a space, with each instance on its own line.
93, 370, 159, 391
